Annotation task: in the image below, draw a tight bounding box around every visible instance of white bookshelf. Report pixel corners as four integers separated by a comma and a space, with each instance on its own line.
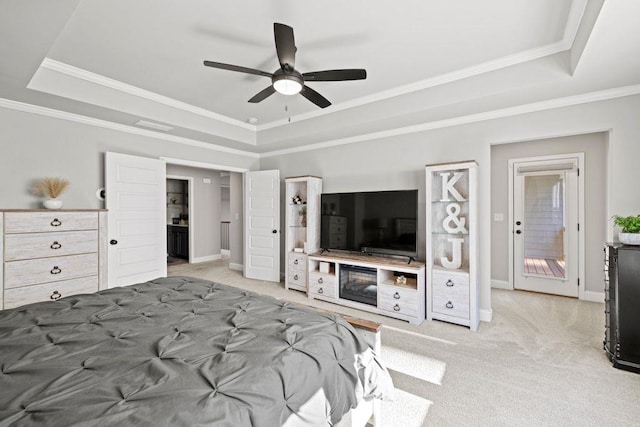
284, 176, 322, 291
425, 161, 479, 330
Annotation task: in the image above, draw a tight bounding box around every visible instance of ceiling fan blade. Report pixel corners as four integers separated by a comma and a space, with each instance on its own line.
248, 86, 276, 103
203, 60, 272, 78
274, 23, 296, 70
303, 69, 367, 82
300, 85, 331, 108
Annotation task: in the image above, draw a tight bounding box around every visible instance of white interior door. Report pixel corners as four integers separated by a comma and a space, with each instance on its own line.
513, 158, 579, 297
244, 170, 280, 282
106, 152, 167, 287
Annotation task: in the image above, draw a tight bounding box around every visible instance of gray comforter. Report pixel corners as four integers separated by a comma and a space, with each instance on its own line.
0, 277, 393, 426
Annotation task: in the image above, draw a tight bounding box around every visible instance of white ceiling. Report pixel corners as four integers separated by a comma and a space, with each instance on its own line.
2, 0, 640, 154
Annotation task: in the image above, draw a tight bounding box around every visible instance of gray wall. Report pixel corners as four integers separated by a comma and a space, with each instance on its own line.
490, 133, 608, 293
261, 95, 640, 315
0, 107, 258, 209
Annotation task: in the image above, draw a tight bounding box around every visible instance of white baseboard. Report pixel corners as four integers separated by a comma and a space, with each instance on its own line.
584, 290, 605, 303
480, 308, 493, 323
491, 277, 603, 303
229, 262, 243, 271
191, 254, 222, 263
221, 249, 230, 257
491, 279, 511, 290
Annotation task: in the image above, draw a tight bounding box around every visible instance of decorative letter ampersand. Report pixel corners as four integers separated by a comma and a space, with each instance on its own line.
442, 203, 467, 234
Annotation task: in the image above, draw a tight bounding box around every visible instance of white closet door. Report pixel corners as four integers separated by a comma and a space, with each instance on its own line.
244, 170, 280, 282
105, 152, 167, 287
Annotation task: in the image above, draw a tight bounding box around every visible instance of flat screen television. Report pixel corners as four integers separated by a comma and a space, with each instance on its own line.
320, 189, 418, 258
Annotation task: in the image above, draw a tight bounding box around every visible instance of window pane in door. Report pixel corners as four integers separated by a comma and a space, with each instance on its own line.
523, 174, 566, 279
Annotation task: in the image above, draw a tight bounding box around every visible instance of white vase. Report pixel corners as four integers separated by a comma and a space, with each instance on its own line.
619, 232, 640, 245
43, 198, 63, 209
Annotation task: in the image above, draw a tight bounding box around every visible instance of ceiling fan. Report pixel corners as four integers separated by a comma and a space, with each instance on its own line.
203, 23, 367, 109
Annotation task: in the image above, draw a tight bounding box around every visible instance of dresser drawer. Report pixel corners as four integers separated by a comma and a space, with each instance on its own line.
288, 270, 306, 286
308, 281, 336, 298
309, 271, 337, 287
288, 253, 307, 271
4, 212, 98, 233
432, 269, 470, 299
378, 284, 418, 304
379, 297, 419, 317
4, 253, 98, 288
432, 292, 470, 319
4, 276, 99, 309
326, 216, 346, 226
4, 231, 98, 261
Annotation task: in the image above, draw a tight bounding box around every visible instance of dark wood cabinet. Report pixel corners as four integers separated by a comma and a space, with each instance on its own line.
167, 225, 189, 260
604, 243, 640, 373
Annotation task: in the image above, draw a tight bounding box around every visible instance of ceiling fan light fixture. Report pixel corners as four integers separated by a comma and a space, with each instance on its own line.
272, 73, 303, 95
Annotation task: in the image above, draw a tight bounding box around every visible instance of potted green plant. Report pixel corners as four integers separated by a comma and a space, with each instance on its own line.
612, 214, 640, 245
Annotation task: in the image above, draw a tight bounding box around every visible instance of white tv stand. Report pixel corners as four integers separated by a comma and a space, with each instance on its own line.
307, 251, 425, 325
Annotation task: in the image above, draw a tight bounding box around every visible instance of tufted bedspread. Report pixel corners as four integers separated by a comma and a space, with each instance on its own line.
0, 276, 394, 426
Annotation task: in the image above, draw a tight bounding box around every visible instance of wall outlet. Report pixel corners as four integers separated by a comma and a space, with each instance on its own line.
494, 213, 504, 222
203, 177, 211, 184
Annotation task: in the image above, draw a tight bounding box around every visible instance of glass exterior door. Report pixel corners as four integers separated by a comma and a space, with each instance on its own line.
513, 159, 578, 297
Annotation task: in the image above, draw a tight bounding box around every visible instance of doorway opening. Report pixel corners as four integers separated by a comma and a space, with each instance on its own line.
166, 176, 191, 266
162, 157, 247, 273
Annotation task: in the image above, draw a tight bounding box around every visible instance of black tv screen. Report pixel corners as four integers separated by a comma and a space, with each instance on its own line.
320, 189, 418, 257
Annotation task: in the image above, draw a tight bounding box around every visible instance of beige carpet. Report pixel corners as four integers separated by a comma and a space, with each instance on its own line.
168, 260, 640, 426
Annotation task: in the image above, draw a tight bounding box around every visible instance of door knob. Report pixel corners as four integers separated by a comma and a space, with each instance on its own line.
516, 221, 522, 226
110, 239, 118, 245
272, 229, 278, 234
515, 230, 522, 234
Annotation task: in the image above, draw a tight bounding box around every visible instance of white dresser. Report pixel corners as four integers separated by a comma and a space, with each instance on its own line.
0, 210, 107, 310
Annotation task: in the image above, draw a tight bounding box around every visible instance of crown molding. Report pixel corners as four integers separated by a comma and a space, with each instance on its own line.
35, 1, 595, 137
3, 84, 636, 162
40, 58, 256, 132
0, 97, 259, 158
260, 84, 640, 158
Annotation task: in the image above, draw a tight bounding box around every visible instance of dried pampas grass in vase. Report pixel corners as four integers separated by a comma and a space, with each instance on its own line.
33, 177, 69, 209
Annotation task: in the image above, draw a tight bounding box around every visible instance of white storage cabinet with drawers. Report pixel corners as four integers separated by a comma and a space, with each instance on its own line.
0, 210, 107, 310
425, 161, 479, 330
284, 176, 322, 292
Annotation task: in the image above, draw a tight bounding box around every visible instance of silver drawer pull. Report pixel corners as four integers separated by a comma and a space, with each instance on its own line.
318, 287, 324, 294
393, 304, 400, 312
446, 279, 454, 287
50, 218, 62, 227
50, 266, 62, 275
318, 277, 323, 284
294, 274, 298, 280
445, 301, 454, 309
294, 259, 299, 265
50, 241, 62, 250
50, 291, 62, 300
393, 292, 400, 300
